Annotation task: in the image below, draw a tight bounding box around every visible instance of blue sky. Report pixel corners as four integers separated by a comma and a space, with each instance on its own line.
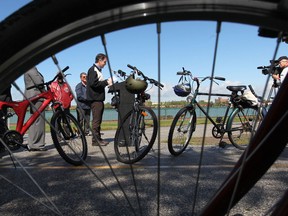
1, 1, 287, 103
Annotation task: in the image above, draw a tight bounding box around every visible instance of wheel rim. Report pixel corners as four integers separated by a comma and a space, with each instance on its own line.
1, 0, 288, 88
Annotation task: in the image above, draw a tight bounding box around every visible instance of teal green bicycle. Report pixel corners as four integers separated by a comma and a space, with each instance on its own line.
168, 67, 262, 155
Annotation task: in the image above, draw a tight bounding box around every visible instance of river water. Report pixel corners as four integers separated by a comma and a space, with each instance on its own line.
8, 107, 230, 123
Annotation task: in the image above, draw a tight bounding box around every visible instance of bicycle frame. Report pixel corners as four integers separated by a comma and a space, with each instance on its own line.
189, 92, 245, 136
0, 89, 54, 136
196, 92, 230, 124
0, 70, 88, 165
0, 66, 71, 138
187, 74, 233, 135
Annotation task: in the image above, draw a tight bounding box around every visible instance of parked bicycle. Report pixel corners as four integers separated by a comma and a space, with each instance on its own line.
114, 64, 164, 164
168, 67, 262, 156
0, 67, 87, 166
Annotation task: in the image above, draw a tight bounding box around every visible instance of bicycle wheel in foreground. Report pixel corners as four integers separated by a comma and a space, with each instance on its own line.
168, 106, 196, 156
114, 106, 157, 164
1, 0, 288, 215
50, 110, 87, 166
1, 0, 288, 88
227, 106, 261, 150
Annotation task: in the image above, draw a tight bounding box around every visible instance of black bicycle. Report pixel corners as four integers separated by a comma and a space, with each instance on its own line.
168, 68, 262, 155
114, 64, 164, 164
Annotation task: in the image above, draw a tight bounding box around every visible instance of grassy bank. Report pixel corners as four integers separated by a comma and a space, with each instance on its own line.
8, 117, 217, 132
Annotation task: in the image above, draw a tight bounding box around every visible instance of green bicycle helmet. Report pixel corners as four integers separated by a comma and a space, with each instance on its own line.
125, 75, 148, 94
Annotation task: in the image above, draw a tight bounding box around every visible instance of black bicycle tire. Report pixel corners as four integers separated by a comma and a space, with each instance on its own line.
227, 106, 259, 150
167, 106, 196, 156
0, 0, 287, 92
50, 110, 88, 166
114, 106, 157, 164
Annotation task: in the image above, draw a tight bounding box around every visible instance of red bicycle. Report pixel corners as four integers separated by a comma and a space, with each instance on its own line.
0, 67, 87, 166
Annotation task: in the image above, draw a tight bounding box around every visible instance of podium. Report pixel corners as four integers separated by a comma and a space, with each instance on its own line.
108, 82, 134, 143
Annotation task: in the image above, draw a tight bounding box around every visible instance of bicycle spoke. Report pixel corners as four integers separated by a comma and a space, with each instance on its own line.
168, 107, 196, 156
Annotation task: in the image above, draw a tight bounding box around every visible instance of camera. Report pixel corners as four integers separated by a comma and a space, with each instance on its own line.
261, 66, 281, 75
257, 60, 281, 75
261, 67, 273, 75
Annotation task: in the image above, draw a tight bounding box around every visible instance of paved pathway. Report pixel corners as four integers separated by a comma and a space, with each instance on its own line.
0, 126, 287, 216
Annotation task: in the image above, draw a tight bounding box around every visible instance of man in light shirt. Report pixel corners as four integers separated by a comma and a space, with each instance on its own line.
272, 56, 288, 85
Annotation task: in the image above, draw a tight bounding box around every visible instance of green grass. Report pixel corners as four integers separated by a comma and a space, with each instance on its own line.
160, 117, 211, 127
8, 117, 219, 132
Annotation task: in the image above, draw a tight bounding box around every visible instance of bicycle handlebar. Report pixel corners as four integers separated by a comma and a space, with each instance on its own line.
177, 71, 191, 76
248, 85, 260, 98
248, 85, 256, 96
26, 66, 70, 90
127, 64, 164, 89
248, 84, 263, 101
26, 84, 42, 91
177, 67, 225, 82
199, 76, 226, 82
214, 76, 226, 81
116, 70, 127, 77
175, 67, 226, 93
127, 64, 136, 71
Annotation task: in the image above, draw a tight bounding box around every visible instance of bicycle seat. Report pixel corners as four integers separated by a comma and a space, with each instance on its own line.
226, 85, 246, 92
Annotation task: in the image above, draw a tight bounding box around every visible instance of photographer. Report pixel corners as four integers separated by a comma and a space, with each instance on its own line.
272, 56, 288, 85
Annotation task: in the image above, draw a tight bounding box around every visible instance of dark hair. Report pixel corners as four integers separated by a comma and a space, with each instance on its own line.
95, 53, 107, 63
57, 73, 63, 79
80, 72, 86, 78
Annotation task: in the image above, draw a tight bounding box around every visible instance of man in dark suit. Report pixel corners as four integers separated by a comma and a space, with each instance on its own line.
86, 53, 112, 146
75, 72, 91, 135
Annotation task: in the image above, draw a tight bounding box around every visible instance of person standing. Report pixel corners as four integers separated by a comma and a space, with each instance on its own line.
24, 67, 46, 151
86, 53, 112, 146
272, 56, 288, 85
50, 73, 73, 113
75, 72, 91, 135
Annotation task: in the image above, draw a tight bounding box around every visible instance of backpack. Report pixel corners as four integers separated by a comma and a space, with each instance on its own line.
241, 90, 258, 107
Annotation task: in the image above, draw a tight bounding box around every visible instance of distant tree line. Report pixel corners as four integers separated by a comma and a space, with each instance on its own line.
68, 98, 229, 110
